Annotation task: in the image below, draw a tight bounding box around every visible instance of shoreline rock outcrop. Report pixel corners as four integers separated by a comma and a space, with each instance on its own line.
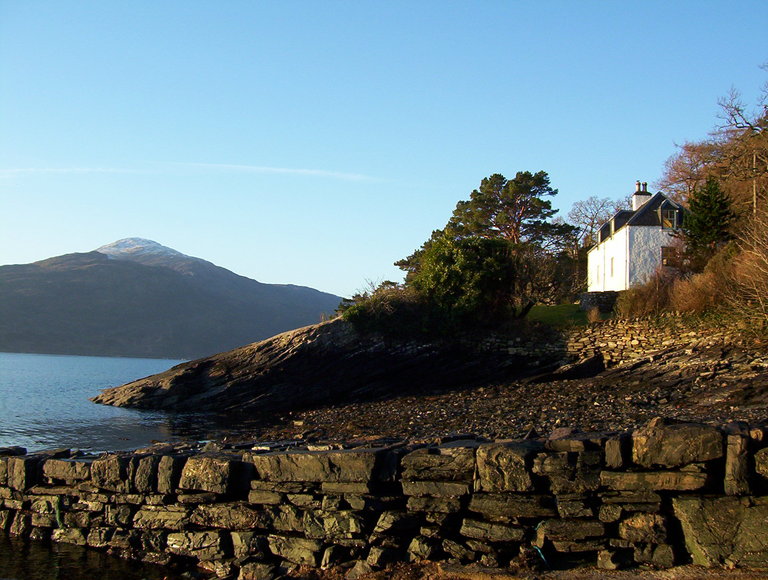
91, 319, 560, 414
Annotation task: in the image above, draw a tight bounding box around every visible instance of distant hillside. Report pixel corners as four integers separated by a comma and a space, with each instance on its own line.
0, 238, 342, 359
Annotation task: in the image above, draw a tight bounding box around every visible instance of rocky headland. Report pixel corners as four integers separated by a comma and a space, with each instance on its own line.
91, 317, 768, 447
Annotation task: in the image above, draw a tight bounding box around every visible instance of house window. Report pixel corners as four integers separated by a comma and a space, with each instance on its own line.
661, 246, 679, 267
661, 208, 677, 230
610, 257, 614, 277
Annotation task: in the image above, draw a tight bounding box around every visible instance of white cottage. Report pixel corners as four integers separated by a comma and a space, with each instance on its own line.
587, 181, 685, 292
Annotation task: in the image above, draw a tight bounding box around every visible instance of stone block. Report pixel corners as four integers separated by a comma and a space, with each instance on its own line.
598, 504, 623, 523
401, 480, 470, 497
51, 527, 87, 546
0, 457, 6, 486
406, 496, 462, 513
167, 531, 228, 560
0, 510, 12, 532
87, 528, 115, 548
605, 434, 630, 469
632, 418, 723, 468
248, 490, 283, 505
7, 455, 42, 490
178, 455, 233, 494
724, 434, 751, 496
177, 492, 219, 504
31, 513, 57, 527
551, 539, 605, 553
673, 496, 768, 567
249, 448, 396, 483
600, 470, 708, 491
597, 549, 625, 570
532, 451, 601, 494
475, 441, 540, 492
321, 482, 371, 494
400, 444, 477, 482
105, 504, 133, 527
268, 534, 322, 566
270, 505, 304, 532
407, 535, 437, 561
442, 539, 475, 561
133, 506, 190, 530
131, 455, 160, 493
305, 510, 365, 540
372, 511, 420, 535
238, 562, 277, 580
556, 496, 594, 518
634, 543, 675, 567
545, 431, 605, 453
9, 512, 31, 537
346, 560, 374, 579
190, 502, 270, 529
367, 545, 403, 567
459, 519, 525, 542
108, 529, 141, 550
754, 447, 768, 479
468, 493, 556, 518
91, 454, 130, 492
42, 458, 91, 484
157, 455, 185, 494
230, 531, 270, 559
535, 519, 605, 545
618, 513, 667, 543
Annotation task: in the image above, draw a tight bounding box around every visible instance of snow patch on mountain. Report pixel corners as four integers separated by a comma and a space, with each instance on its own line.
96, 238, 188, 260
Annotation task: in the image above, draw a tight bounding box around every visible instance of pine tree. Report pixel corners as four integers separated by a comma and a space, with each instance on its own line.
681, 178, 735, 269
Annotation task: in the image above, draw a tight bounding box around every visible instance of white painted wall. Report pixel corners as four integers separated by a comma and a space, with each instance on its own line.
587, 227, 628, 292
627, 226, 677, 286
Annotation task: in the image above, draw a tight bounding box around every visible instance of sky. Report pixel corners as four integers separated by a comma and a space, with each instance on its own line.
1, 1, 766, 298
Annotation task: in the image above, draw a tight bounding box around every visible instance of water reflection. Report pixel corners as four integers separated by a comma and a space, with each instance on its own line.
0, 537, 189, 580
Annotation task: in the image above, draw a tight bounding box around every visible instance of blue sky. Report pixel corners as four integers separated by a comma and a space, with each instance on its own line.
1, 1, 766, 298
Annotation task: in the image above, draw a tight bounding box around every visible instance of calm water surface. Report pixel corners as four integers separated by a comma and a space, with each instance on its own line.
0, 536, 189, 580
0, 352, 217, 452
0, 352, 237, 578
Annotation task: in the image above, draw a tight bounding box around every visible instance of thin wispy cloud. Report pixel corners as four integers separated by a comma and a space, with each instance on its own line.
177, 162, 375, 182
0, 167, 137, 177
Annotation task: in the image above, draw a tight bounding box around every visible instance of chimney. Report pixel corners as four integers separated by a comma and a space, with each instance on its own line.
632, 180, 652, 210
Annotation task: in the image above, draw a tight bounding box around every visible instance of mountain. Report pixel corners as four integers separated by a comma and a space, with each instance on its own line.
0, 238, 342, 359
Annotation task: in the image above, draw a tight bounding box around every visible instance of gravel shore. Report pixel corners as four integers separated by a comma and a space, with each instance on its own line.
231, 342, 768, 446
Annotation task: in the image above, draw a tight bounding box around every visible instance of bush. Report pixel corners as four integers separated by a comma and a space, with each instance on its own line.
340, 283, 450, 337
726, 209, 768, 333
614, 270, 677, 318
669, 244, 736, 313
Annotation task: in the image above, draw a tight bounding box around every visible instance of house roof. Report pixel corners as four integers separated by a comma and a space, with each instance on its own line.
587, 191, 685, 254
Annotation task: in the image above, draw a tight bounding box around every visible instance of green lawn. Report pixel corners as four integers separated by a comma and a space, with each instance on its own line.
527, 304, 588, 327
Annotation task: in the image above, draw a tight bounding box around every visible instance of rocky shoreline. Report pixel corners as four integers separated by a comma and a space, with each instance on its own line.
6, 317, 767, 579
209, 340, 768, 448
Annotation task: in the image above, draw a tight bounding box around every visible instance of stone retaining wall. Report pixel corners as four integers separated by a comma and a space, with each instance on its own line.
564, 317, 744, 367
3, 417, 768, 578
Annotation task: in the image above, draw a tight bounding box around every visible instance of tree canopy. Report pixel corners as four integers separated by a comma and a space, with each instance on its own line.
680, 177, 735, 270
392, 170, 578, 325
443, 171, 563, 244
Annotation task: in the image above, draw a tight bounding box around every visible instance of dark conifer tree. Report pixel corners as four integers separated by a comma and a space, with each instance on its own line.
680, 178, 735, 270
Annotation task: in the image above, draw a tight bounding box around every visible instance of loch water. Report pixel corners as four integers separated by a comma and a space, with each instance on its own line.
0, 352, 231, 578
0, 351, 215, 452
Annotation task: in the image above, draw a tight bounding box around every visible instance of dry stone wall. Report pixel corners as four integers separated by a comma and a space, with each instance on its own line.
3, 417, 768, 578
564, 317, 745, 366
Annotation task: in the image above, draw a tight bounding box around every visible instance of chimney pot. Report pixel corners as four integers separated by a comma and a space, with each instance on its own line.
642, 182, 648, 192
636, 180, 641, 192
